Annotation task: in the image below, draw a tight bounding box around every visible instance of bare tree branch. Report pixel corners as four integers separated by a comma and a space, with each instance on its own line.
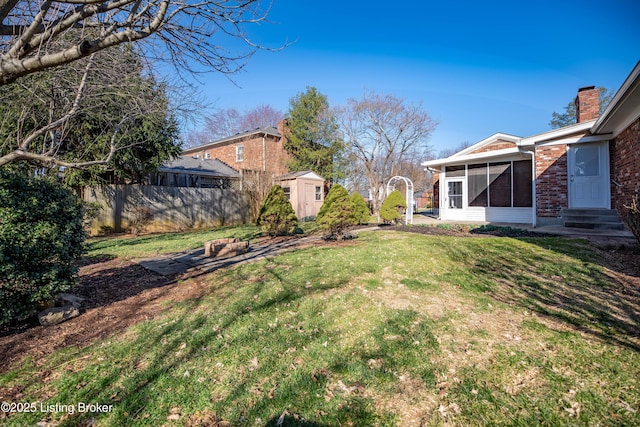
1, 0, 278, 86
340, 91, 437, 215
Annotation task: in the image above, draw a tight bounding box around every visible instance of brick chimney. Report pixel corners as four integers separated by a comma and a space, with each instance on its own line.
574, 86, 600, 123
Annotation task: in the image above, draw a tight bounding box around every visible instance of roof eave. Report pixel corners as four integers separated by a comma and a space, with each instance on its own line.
592, 60, 640, 137
421, 147, 526, 169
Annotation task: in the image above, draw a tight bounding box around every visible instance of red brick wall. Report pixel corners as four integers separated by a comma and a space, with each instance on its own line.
575, 87, 600, 123
611, 116, 640, 219
183, 134, 291, 176
535, 145, 568, 218
470, 140, 516, 154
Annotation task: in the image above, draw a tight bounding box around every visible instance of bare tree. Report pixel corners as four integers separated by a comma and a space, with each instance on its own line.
1, 0, 277, 169
0, 0, 275, 86
187, 103, 283, 146
437, 140, 472, 159
340, 91, 437, 215
0, 46, 181, 171
241, 104, 282, 130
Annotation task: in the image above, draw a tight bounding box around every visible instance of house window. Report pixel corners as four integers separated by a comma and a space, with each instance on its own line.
283, 186, 291, 200
205, 152, 211, 159
468, 164, 488, 207
315, 186, 322, 201
445, 165, 465, 177
513, 160, 533, 207
236, 145, 244, 162
489, 162, 512, 207
461, 160, 532, 209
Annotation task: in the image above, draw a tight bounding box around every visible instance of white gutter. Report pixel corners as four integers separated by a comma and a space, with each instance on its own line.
522, 150, 537, 227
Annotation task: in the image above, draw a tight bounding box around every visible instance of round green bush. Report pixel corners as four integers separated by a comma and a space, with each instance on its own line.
256, 185, 298, 236
350, 192, 370, 225
317, 184, 354, 236
0, 172, 86, 326
380, 190, 407, 224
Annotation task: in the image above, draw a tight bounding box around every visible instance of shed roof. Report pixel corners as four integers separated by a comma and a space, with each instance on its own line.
278, 170, 325, 181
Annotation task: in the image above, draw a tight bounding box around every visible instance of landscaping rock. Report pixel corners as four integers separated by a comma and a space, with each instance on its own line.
38, 306, 80, 326
57, 293, 85, 308
204, 238, 249, 258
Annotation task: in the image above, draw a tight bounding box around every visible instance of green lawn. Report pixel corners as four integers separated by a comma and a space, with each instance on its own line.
1, 229, 638, 426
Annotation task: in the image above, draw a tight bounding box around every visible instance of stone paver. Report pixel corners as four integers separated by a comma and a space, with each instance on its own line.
137, 233, 348, 276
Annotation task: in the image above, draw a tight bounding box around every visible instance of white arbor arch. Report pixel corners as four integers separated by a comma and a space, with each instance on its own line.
386, 176, 414, 224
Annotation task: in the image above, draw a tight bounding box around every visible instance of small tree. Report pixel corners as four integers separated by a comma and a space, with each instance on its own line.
625, 194, 640, 245
380, 190, 407, 224
256, 185, 298, 236
350, 192, 370, 225
317, 184, 354, 237
0, 172, 85, 326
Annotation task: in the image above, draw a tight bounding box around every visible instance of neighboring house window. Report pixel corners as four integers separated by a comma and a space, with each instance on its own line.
283, 186, 291, 200
236, 145, 244, 162
205, 152, 211, 159
315, 186, 322, 201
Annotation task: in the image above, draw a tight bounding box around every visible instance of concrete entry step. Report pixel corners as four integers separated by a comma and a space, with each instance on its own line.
561, 208, 625, 230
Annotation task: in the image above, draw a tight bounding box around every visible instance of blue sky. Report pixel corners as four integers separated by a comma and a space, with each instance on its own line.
183, 0, 640, 154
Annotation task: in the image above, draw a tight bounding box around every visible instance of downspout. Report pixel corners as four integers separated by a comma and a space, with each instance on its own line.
523, 150, 537, 227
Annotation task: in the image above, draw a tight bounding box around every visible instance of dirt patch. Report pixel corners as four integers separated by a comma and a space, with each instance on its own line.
0, 259, 209, 374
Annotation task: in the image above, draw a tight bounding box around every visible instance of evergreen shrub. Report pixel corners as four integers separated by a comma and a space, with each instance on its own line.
0, 172, 86, 326
350, 192, 370, 225
256, 185, 298, 236
380, 190, 407, 224
317, 184, 354, 236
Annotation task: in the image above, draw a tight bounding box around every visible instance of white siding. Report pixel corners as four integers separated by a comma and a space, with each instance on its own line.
441, 207, 533, 224
485, 208, 533, 223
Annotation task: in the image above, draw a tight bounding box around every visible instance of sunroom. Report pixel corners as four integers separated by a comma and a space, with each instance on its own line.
423, 146, 535, 224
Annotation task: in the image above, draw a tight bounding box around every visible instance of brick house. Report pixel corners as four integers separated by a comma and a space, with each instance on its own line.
422, 60, 640, 229
182, 120, 330, 220
182, 120, 291, 176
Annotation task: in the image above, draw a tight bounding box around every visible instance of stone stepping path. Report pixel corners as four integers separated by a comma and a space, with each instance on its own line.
136, 227, 382, 276
136, 234, 324, 276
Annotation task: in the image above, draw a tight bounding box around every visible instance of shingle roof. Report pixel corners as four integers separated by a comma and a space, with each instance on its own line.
184, 126, 281, 152
278, 170, 324, 181
158, 156, 239, 178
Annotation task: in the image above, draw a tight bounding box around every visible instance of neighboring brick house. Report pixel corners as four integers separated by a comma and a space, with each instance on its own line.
182, 120, 333, 220
183, 120, 291, 176
423, 60, 640, 229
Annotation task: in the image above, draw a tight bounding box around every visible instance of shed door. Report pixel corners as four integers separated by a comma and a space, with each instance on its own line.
304, 183, 315, 218
568, 142, 609, 208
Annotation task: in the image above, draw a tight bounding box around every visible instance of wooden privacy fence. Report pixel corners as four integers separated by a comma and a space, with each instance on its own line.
84, 185, 252, 235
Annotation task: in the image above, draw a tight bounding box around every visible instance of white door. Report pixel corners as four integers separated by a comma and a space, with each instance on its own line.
443, 178, 465, 220
568, 142, 610, 208
304, 183, 314, 218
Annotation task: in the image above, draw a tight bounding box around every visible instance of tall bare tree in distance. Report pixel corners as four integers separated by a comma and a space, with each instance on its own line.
0, 0, 277, 86
187, 104, 283, 146
340, 91, 437, 215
